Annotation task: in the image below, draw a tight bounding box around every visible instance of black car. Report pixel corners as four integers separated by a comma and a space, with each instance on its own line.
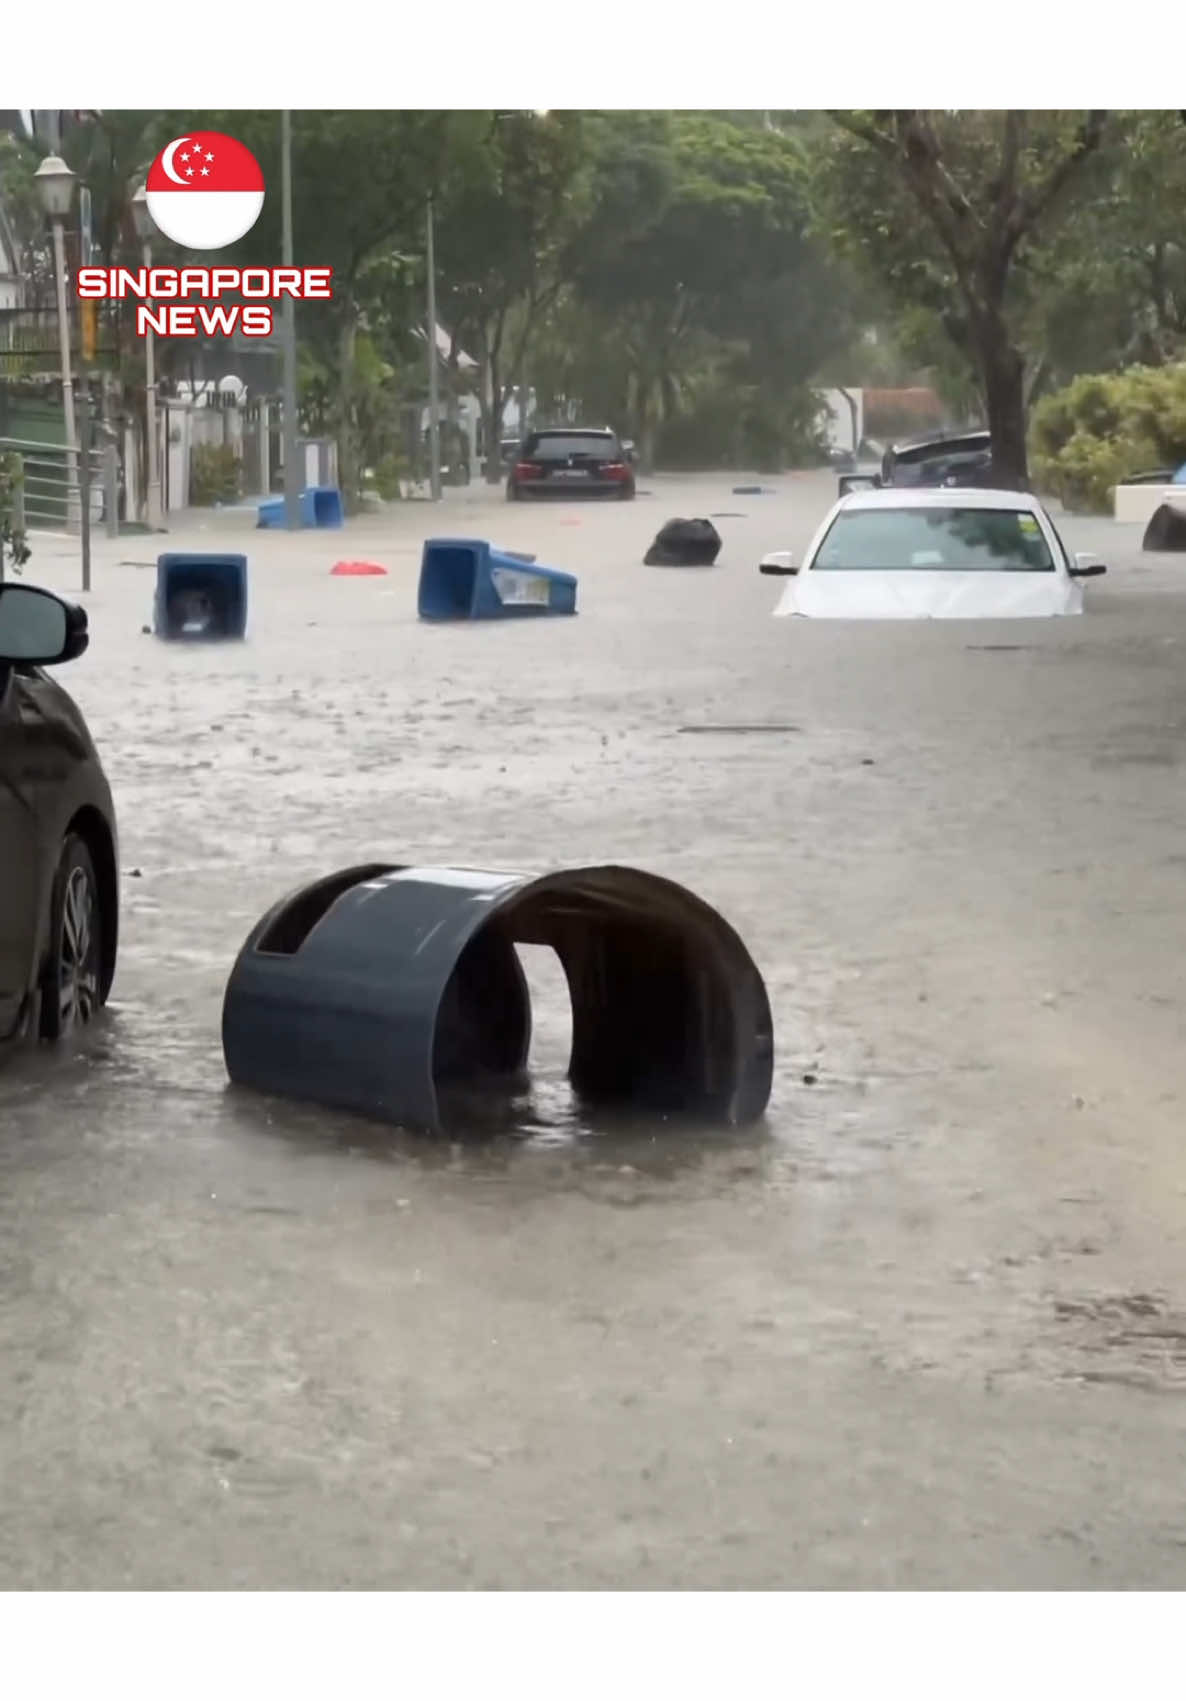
507, 428, 636, 501
0, 581, 118, 1049
839, 428, 995, 496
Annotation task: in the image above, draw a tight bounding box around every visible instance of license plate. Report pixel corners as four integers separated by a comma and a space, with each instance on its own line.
552, 469, 587, 480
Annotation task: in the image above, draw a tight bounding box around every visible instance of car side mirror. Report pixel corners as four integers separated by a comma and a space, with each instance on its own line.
839, 474, 880, 496
759, 551, 798, 576
1069, 553, 1107, 578
0, 583, 88, 664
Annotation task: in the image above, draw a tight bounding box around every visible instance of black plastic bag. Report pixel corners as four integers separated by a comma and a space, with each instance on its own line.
644, 517, 722, 566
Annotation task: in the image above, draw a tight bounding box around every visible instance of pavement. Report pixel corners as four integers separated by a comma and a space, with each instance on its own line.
4, 470, 1186, 1588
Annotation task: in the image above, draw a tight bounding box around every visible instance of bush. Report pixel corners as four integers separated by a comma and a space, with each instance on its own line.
0, 450, 30, 578
370, 452, 407, 500
1031, 364, 1186, 512
189, 442, 243, 507
656, 384, 826, 471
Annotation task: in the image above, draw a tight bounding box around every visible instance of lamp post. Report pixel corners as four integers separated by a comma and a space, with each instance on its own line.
280, 110, 301, 530
33, 154, 79, 534
131, 186, 162, 531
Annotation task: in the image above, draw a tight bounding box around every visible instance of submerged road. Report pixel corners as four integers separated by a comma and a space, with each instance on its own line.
4, 470, 1186, 1586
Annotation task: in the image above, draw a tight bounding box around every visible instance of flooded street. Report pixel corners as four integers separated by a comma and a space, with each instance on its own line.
5, 470, 1186, 1586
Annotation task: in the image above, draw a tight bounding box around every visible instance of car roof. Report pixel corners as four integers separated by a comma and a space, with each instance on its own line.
530, 426, 615, 436
890, 427, 991, 455
837, 486, 1044, 514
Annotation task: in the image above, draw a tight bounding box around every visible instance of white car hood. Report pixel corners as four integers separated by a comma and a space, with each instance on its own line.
775, 569, 1083, 621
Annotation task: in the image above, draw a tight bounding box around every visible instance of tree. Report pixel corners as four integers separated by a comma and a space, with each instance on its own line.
821, 110, 1110, 486
565, 113, 859, 470
433, 112, 589, 480
150, 109, 456, 506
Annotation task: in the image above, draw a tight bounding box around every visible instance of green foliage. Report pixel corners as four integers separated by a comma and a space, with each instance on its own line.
51, 107, 1186, 502
189, 442, 242, 507
1030, 364, 1186, 511
370, 452, 408, 501
0, 450, 31, 578
541, 112, 857, 471
656, 382, 827, 471
816, 111, 1112, 481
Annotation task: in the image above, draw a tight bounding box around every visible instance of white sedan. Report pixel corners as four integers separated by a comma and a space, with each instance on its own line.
760, 487, 1106, 619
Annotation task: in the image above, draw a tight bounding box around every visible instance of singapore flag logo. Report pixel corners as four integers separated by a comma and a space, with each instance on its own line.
145, 131, 265, 250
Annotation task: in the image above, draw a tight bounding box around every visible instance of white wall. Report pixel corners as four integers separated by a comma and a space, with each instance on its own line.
819, 388, 863, 454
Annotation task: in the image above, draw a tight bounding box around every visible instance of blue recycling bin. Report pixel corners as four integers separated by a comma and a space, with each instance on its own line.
154, 553, 248, 641
257, 486, 344, 528
417, 538, 578, 621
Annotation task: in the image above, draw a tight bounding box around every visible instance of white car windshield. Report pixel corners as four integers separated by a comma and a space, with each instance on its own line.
814, 507, 1056, 572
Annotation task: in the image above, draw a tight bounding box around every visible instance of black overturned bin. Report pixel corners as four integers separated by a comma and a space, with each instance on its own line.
222, 862, 773, 1132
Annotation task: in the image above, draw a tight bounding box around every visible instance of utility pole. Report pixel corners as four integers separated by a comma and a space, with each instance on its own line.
77, 186, 93, 591
426, 194, 442, 501
281, 110, 301, 529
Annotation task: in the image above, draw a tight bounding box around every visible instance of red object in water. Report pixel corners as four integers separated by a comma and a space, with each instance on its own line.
331, 560, 387, 576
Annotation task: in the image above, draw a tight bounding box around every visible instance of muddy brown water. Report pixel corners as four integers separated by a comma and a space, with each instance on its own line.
4, 473, 1186, 1586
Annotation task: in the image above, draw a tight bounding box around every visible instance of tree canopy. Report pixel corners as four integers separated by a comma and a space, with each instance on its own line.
4, 107, 1186, 497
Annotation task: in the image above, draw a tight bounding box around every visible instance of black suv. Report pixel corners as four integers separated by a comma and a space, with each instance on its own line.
839, 429, 995, 497
0, 581, 118, 1048
507, 428, 636, 501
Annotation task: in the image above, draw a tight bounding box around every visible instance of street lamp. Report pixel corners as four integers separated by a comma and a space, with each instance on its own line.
131, 185, 163, 530
33, 154, 79, 532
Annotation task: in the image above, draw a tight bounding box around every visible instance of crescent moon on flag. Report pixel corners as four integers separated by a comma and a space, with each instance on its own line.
160, 137, 191, 186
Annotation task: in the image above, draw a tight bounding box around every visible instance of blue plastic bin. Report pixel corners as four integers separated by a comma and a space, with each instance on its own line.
417, 538, 578, 621
257, 486, 344, 529
154, 553, 248, 641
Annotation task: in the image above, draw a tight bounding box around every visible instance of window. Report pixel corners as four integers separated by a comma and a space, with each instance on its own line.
524, 433, 618, 462
814, 507, 1055, 572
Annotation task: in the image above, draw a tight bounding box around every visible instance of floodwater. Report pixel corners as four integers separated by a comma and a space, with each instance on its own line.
4, 471, 1186, 1587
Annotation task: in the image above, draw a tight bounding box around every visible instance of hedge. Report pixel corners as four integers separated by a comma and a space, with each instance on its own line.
1030, 364, 1186, 513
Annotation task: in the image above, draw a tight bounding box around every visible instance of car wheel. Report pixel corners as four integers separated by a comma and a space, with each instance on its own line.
619, 485, 636, 501
39, 834, 104, 1041
506, 483, 519, 501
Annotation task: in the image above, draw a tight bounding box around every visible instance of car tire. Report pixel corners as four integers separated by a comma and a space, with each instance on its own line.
619, 485, 636, 501
506, 483, 519, 502
39, 833, 104, 1041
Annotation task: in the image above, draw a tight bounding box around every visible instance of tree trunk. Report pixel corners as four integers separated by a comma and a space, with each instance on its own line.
479, 389, 507, 484
637, 401, 657, 476
335, 309, 361, 513
978, 329, 1028, 489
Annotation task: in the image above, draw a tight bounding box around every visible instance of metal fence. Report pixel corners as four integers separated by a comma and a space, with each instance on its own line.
0, 434, 119, 538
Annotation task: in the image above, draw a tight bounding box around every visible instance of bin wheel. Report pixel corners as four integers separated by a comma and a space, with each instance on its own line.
39, 834, 104, 1039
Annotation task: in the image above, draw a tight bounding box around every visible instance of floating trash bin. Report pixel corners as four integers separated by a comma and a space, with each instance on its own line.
154, 553, 248, 641
417, 538, 577, 621
258, 486, 344, 529
221, 862, 773, 1133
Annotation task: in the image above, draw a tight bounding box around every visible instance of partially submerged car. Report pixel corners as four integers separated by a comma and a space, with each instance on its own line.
0, 581, 118, 1047
507, 428, 636, 501
759, 487, 1106, 620
839, 428, 994, 497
